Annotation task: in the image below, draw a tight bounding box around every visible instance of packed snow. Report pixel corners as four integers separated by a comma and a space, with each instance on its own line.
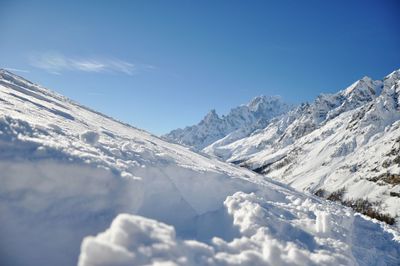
0, 69, 399, 266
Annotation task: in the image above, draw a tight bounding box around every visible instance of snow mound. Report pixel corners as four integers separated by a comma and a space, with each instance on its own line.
81, 130, 100, 144
80, 191, 400, 266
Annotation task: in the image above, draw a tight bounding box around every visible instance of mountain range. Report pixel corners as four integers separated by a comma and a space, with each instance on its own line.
164, 95, 292, 150
166, 70, 400, 220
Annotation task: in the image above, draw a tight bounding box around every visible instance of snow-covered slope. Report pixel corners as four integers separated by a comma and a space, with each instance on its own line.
204, 70, 400, 220
164, 96, 292, 150
0, 69, 399, 266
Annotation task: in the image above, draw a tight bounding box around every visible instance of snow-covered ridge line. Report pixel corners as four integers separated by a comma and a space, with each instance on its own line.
0, 68, 149, 134
163, 95, 293, 150
0, 69, 399, 266
203, 73, 384, 159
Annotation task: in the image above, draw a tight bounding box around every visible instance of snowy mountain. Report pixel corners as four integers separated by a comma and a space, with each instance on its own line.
0, 69, 399, 266
203, 70, 400, 220
163, 95, 292, 150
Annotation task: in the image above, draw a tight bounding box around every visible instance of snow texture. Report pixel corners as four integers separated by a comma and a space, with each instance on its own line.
0, 69, 399, 266
80, 191, 400, 266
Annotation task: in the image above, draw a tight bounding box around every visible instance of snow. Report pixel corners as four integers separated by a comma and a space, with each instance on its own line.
80, 191, 400, 266
80, 130, 100, 145
193, 70, 400, 220
0, 69, 399, 266
164, 96, 292, 150
315, 211, 331, 234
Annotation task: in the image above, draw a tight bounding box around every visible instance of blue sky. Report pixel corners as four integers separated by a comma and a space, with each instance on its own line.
1, 0, 399, 135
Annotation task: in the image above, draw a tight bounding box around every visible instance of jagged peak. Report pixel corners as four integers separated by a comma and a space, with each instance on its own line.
360, 75, 373, 82
202, 109, 220, 123
342, 76, 375, 97
249, 94, 281, 102
247, 95, 286, 113
385, 68, 400, 79
248, 95, 281, 105
207, 108, 218, 116
383, 69, 400, 89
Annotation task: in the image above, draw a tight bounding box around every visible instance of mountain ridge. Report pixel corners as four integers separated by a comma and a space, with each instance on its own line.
164, 95, 292, 150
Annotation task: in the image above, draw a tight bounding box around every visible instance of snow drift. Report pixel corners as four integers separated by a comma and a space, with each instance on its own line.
79, 191, 400, 266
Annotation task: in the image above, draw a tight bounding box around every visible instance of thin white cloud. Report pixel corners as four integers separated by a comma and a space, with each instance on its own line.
72, 60, 106, 73
29, 52, 154, 76
4, 67, 30, 73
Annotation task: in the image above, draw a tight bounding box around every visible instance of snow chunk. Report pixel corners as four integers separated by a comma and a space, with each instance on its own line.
80, 130, 100, 145
120, 171, 142, 181
79, 214, 213, 266
315, 211, 331, 234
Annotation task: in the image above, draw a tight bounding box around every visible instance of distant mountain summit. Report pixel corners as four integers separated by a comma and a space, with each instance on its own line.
163, 95, 292, 149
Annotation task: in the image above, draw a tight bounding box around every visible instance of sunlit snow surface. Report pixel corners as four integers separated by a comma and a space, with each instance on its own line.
0, 69, 399, 266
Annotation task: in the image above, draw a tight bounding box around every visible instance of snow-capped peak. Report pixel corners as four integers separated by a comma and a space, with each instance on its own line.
247, 95, 283, 111
343, 76, 375, 96
385, 68, 400, 80
384, 68, 400, 88
201, 109, 220, 124
164, 95, 292, 149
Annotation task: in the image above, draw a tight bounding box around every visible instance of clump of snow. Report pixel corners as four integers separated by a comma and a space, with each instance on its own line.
79, 214, 210, 266
81, 130, 100, 145
315, 211, 331, 234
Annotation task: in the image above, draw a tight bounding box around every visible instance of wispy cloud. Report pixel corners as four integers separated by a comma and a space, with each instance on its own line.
29, 52, 155, 75
4, 67, 30, 73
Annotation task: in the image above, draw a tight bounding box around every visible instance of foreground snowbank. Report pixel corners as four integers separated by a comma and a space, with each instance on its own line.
79, 191, 400, 266
0, 153, 256, 266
